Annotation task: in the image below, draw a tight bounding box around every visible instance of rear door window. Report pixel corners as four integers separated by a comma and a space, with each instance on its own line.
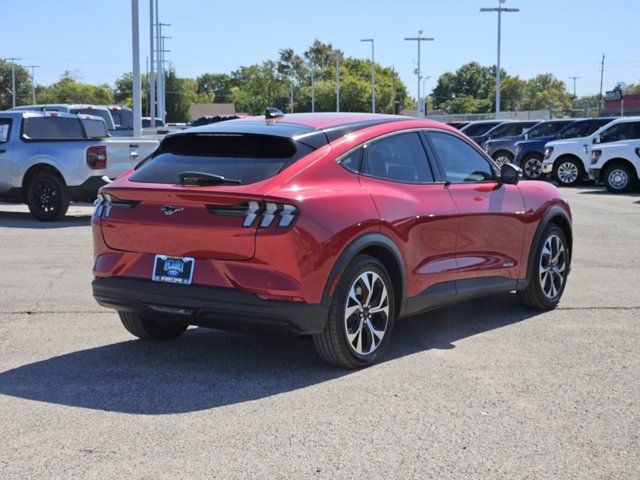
129, 133, 314, 185
0, 118, 11, 143
23, 117, 85, 140
599, 122, 640, 143
362, 132, 435, 183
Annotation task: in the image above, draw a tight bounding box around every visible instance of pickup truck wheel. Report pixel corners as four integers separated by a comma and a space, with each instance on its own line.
492, 151, 514, 168
603, 164, 634, 193
521, 153, 544, 179
26, 172, 70, 221
119, 312, 188, 340
552, 158, 583, 186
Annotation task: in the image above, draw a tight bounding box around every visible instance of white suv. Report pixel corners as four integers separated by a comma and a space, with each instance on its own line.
589, 139, 640, 192
541, 117, 640, 186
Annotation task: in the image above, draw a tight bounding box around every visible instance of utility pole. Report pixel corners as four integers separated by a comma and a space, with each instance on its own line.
149, 0, 155, 123
6, 58, 22, 108
361, 38, 375, 112
404, 31, 434, 118
131, 0, 142, 137
391, 65, 396, 114
569, 76, 580, 99
480, 0, 519, 116
158, 30, 171, 122
25, 65, 40, 104
335, 50, 340, 112
599, 54, 605, 114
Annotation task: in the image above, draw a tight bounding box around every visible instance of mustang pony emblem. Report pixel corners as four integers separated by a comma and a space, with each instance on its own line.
161, 206, 184, 216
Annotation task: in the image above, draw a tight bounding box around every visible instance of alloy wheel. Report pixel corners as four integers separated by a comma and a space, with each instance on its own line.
557, 161, 579, 184
524, 157, 543, 179
494, 155, 511, 167
539, 234, 567, 299
607, 169, 629, 190
32, 179, 59, 216
344, 271, 389, 356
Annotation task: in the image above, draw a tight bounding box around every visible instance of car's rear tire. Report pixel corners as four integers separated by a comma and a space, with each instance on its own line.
26, 172, 70, 221
552, 157, 583, 186
119, 312, 188, 340
521, 153, 544, 179
518, 224, 570, 310
603, 163, 634, 193
313, 255, 395, 369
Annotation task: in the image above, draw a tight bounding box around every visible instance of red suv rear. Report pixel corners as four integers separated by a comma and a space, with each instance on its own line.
92, 112, 572, 368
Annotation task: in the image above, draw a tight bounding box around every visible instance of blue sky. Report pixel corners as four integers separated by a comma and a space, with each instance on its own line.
2, 0, 638, 98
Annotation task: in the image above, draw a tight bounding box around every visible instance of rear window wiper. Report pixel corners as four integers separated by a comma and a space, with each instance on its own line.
179, 171, 242, 186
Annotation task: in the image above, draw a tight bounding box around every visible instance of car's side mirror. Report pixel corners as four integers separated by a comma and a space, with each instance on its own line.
500, 162, 523, 185
593, 135, 601, 144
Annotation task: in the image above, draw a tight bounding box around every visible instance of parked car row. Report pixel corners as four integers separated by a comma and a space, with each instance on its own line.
0, 111, 158, 220
448, 116, 640, 192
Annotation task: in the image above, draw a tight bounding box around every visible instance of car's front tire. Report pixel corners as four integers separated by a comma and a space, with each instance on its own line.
313, 255, 395, 368
492, 151, 514, 168
26, 172, 70, 221
518, 224, 570, 310
603, 163, 635, 193
521, 153, 544, 179
552, 157, 583, 186
119, 312, 188, 340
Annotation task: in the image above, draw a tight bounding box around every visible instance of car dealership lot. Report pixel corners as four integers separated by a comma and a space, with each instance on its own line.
0, 189, 639, 479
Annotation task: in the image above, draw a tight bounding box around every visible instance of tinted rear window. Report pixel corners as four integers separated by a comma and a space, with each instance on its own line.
130, 133, 314, 185
556, 120, 611, 139
71, 109, 114, 129
82, 118, 108, 138
23, 117, 85, 139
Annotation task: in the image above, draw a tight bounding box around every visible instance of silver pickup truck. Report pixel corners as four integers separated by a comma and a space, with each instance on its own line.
0, 111, 158, 220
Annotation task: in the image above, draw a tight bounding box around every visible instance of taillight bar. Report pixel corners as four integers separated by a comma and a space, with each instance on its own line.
206, 201, 298, 228
93, 193, 138, 219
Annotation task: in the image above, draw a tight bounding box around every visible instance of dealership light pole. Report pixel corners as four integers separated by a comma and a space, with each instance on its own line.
310, 60, 315, 113
131, 0, 142, 137
25, 65, 40, 104
480, 0, 519, 116
6, 58, 21, 108
158, 29, 170, 122
361, 38, 375, 112
404, 32, 433, 118
149, 0, 155, 123
335, 50, 340, 112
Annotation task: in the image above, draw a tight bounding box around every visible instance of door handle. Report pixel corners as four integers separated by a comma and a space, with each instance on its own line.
129, 151, 140, 158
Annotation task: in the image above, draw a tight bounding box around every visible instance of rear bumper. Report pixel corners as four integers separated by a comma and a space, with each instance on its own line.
92, 277, 328, 335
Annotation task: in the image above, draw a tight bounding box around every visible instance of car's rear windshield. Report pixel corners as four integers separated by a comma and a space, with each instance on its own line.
71, 108, 114, 130
81, 118, 108, 138
23, 117, 85, 140
129, 133, 314, 185
556, 119, 612, 139
461, 122, 501, 136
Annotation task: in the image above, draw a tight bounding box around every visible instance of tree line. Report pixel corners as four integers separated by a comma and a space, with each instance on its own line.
2, 43, 637, 121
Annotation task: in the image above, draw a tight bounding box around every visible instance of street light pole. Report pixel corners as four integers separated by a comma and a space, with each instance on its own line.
310, 61, 315, 113
149, 0, 155, 123
480, 0, 519, 116
6, 58, 22, 108
335, 50, 340, 112
404, 32, 434, 118
157, 28, 170, 122
25, 65, 40, 104
361, 39, 375, 112
131, 0, 142, 137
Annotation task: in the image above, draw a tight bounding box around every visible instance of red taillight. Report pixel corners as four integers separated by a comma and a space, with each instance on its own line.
87, 145, 107, 169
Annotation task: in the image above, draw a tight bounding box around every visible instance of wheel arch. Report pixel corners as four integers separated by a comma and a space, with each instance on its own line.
554, 153, 583, 169
322, 232, 406, 319
525, 206, 573, 281
492, 148, 514, 160
21, 163, 67, 195
602, 157, 639, 178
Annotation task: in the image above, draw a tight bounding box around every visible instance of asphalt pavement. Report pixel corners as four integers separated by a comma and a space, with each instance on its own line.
0, 188, 639, 479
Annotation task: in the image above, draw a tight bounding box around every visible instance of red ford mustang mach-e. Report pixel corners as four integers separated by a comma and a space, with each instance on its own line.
92, 111, 572, 368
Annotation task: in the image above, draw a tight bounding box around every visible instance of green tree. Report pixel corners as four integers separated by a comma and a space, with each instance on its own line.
164, 67, 197, 122
37, 71, 114, 105
0, 60, 35, 109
